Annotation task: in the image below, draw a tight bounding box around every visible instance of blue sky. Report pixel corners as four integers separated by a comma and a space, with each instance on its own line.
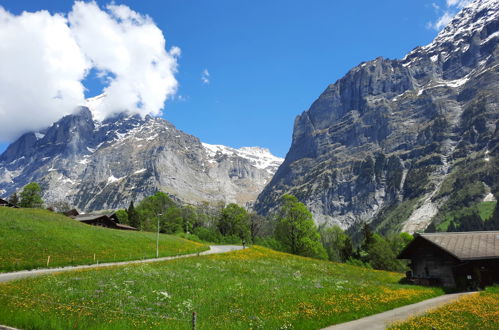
0, 0, 461, 157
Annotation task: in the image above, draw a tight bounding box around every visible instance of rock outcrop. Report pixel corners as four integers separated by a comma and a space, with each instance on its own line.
0, 107, 282, 211
256, 0, 499, 233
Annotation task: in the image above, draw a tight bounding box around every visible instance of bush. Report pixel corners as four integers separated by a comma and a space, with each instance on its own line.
175, 232, 202, 243
193, 226, 222, 243
254, 237, 286, 252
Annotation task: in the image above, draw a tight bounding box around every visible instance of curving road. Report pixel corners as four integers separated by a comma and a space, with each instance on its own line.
322, 291, 476, 330
0, 245, 244, 283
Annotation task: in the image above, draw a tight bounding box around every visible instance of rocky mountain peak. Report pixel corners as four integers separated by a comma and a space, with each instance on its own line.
0, 104, 283, 212
255, 0, 498, 234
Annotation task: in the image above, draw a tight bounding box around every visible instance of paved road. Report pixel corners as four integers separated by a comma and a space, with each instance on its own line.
0, 245, 244, 283
322, 291, 476, 330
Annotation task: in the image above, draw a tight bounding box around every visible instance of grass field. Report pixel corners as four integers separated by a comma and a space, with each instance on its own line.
390, 286, 499, 329
0, 207, 208, 272
437, 201, 496, 231
0, 246, 443, 329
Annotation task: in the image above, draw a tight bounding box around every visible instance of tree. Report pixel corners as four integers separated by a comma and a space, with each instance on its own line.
127, 201, 140, 229
217, 204, 250, 241
360, 222, 374, 251
162, 207, 183, 234
365, 234, 405, 272
115, 209, 129, 224
8, 192, 19, 206
19, 182, 43, 208
485, 201, 499, 230
248, 212, 267, 241
320, 225, 351, 262
136, 192, 176, 231
274, 195, 327, 260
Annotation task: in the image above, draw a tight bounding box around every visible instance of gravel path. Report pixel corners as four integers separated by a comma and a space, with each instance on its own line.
0, 245, 244, 283
322, 292, 476, 330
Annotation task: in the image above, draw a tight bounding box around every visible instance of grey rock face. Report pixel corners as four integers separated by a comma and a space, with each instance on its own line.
0, 108, 283, 211
256, 0, 499, 233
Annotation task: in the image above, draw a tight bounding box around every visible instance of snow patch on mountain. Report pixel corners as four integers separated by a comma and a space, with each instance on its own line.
202, 143, 283, 171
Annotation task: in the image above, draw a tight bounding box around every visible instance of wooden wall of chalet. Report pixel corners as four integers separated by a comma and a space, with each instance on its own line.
406, 239, 460, 287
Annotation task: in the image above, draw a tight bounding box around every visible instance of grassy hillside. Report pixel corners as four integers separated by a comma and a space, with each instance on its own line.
0, 207, 208, 272
436, 201, 496, 231
390, 286, 499, 329
0, 246, 443, 329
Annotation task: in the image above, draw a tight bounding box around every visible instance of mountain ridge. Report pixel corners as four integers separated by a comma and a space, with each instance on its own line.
255, 0, 498, 233
0, 105, 283, 211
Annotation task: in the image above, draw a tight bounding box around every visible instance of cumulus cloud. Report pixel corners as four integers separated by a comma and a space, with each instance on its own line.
428, 0, 473, 30
201, 69, 210, 84
68, 2, 179, 120
0, 1, 179, 141
0, 7, 89, 141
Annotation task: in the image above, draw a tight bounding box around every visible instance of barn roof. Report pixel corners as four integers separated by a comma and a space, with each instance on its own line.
399, 231, 499, 261
73, 214, 111, 221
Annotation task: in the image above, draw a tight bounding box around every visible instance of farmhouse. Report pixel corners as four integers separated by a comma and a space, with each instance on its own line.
0, 198, 18, 208
398, 231, 499, 289
67, 210, 137, 231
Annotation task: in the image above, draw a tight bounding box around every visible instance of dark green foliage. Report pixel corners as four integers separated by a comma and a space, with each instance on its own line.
275, 195, 327, 259
320, 225, 353, 262
114, 209, 128, 224
19, 182, 43, 208
161, 207, 184, 234
248, 212, 268, 241
365, 234, 403, 271
8, 192, 19, 206
457, 212, 484, 231
485, 201, 499, 230
217, 203, 250, 241
404, 165, 432, 199
193, 226, 222, 243
127, 201, 140, 229
353, 225, 409, 272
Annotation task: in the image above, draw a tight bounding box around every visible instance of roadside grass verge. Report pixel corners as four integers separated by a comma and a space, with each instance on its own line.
389, 286, 499, 329
0, 207, 208, 272
0, 246, 443, 329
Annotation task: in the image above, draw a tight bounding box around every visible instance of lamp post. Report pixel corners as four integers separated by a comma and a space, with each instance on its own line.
156, 213, 162, 258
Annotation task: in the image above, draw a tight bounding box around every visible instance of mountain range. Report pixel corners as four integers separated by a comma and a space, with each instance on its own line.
1, 0, 497, 235
256, 0, 498, 233
0, 100, 282, 211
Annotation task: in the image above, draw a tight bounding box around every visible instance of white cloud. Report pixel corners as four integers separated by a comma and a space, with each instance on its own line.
0, 1, 179, 141
428, 0, 473, 30
201, 69, 210, 84
68, 2, 179, 120
0, 7, 89, 141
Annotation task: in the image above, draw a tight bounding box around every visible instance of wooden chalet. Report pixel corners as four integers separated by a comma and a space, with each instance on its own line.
0, 198, 19, 208
398, 231, 499, 289
68, 210, 137, 231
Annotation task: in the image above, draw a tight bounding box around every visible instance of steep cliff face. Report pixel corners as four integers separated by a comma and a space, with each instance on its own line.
256, 0, 499, 233
0, 107, 282, 211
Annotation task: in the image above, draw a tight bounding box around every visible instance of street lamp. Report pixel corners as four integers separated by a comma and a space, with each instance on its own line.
156, 213, 162, 258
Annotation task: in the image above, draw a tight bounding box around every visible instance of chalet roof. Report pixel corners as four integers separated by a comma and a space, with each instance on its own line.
115, 223, 137, 230
74, 214, 112, 221
0, 198, 19, 208
399, 231, 499, 261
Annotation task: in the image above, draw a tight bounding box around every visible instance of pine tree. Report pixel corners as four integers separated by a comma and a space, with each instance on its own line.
127, 201, 140, 229
8, 192, 19, 206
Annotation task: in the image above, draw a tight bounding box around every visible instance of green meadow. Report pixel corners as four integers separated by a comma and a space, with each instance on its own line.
0, 207, 208, 272
0, 246, 443, 329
